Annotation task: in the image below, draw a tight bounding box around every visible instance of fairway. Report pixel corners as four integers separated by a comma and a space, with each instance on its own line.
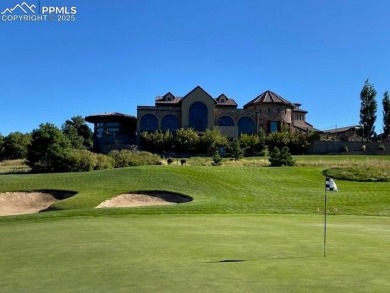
1, 214, 389, 292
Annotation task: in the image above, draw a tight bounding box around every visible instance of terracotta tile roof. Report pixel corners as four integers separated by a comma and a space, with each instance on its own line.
155, 92, 182, 105
215, 94, 238, 107
243, 90, 294, 109
155, 97, 182, 104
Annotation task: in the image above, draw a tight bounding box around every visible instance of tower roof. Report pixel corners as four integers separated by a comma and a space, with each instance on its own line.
243, 90, 293, 109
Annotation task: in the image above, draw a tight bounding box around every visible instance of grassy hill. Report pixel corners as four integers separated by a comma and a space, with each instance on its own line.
1, 155, 389, 219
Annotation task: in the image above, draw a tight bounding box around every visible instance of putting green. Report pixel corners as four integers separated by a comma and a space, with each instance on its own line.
1, 214, 389, 292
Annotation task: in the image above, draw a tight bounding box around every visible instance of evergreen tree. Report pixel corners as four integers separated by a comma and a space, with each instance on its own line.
382, 90, 390, 138
62, 116, 93, 149
230, 139, 244, 161
0, 133, 4, 160
359, 79, 377, 141
27, 123, 72, 172
269, 146, 295, 166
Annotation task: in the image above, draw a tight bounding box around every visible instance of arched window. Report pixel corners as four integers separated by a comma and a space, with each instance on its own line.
161, 114, 179, 132
139, 114, 158, 132
189, 102, 208, 131
217, 116, 234, 126
238, 117, 255, 134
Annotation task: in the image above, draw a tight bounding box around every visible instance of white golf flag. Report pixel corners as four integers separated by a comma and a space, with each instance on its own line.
325, 177, 338, 191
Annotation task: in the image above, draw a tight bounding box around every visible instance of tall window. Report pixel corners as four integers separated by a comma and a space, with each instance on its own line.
268, 121, 280, 133
238, 117, 255, 134
140, 114, 158, 132
161, 115, 179, 132
217, 116, 234, 126
189, 102, 208, 131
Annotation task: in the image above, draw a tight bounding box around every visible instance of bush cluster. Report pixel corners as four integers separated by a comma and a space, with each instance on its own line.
141, 127, 316, 158
108, 150, 161, 168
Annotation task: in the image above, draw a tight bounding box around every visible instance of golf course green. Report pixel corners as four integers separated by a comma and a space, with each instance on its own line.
0, 155, 389, 292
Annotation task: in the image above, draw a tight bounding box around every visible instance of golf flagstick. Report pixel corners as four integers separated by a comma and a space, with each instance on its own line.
324, 180, 327, 257
324, 177, 338, 257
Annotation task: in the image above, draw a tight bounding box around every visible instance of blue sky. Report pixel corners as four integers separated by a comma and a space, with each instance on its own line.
1, 0, 389, 135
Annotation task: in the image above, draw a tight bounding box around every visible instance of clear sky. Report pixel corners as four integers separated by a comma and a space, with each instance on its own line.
1, 0, 389, 135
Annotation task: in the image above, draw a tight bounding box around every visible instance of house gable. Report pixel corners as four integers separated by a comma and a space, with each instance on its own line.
180, 86, 216, 130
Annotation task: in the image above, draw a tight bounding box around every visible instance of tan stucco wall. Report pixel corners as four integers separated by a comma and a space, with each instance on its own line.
217, 126, 239, 138
180, 87, 215, 129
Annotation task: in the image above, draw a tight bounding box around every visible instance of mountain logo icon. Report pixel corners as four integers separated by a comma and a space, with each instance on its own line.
1, 2, 36, 14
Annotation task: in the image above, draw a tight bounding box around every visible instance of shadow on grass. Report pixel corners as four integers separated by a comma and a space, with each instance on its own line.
206, 255, 320, 264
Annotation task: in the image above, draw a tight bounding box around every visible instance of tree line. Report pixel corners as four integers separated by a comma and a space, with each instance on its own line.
0, 116, 160, 173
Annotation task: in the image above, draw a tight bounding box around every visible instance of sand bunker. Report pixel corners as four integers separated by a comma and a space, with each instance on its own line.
0, 190, 76, 216
96, 192, 192, 208
0, 192, 58, 216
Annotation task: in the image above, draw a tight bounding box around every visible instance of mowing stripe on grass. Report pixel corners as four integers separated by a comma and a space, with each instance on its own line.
1, 214, 389, 292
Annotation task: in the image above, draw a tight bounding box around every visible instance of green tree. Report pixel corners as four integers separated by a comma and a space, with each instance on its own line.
199, 128, 228, 154
27, 123, 72, 172
269, 146, 295, 166
265, 131, 290, 150
0, 132, 31, 160
360, 79, 377, 141
140, 130, 173, 153
239, 133, 263, 156
382, 90, 390, 138
173, 128, 199, 153
257, 127, 266, 151
0, 133, 4, 160
62, 116, 93, 149
230, 139, 244, 161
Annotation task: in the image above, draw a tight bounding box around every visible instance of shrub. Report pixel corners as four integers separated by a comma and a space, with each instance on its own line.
109, 150, 161, 168
269, 146, 295, 167
230, 139, 244, 161
211, 152, 222, 166
95, 154, 114, 170
266, 131, 312, 155
64, 149, 97, 172
140, 130, 173, 153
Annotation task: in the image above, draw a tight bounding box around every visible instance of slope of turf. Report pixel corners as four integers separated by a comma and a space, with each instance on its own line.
0, 163, 389, 219
1, 215, 389, 292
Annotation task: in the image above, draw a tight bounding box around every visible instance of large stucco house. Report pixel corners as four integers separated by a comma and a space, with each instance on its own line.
86, 86, 316, 153
137, 86, 315, 138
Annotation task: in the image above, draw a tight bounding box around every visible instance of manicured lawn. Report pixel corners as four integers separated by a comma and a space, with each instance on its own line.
1, 162, 389, 219
1, 155, 389, 292
1, 214, 389, 292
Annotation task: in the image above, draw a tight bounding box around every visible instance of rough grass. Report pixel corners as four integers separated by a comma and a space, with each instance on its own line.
324, 167, 390, 182
0, 159, 31, 174
1, 215, 389, 293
